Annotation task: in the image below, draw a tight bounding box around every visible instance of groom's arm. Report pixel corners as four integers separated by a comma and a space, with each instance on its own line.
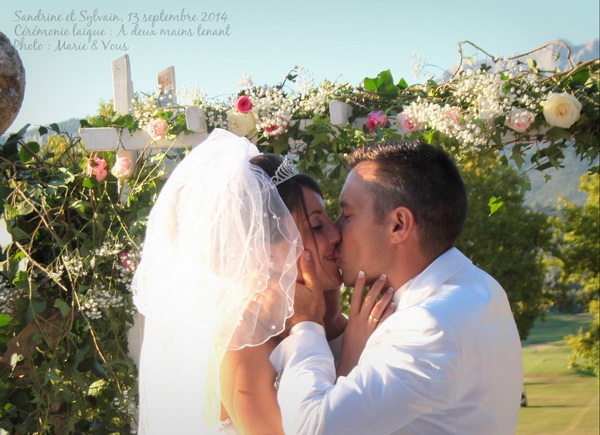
269, 322, 335, 434
270, 308, 459, 435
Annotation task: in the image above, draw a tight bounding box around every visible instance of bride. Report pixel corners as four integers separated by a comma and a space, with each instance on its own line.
131, 129, 389, 433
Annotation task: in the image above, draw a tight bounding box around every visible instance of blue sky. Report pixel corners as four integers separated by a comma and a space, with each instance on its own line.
2, 0, 599, 131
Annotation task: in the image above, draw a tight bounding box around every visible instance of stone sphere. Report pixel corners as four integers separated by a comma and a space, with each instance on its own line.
0, 32, 26, 135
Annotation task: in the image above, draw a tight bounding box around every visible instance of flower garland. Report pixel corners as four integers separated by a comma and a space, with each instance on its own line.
85, 41, 598, 182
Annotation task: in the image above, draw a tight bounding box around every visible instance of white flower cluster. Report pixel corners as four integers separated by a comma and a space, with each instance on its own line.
207, 107, 229, 130
453, 68, 516, 121
0, 276, 25, 315
62, 255, 88, 279
92, 241, 125, 258
411, 52, 427, 80
178, 84, 207, 107
297, 81, 350, 117
45, 264, 65, 282
131, 88, 178, 137
401, 63, 549, 146
112, 390, 137, 419
235, 72, 254, 90
116, 250, 141, 288
402, 100, 485, 146
80, 286, 129, 320
248, 85, 294, 138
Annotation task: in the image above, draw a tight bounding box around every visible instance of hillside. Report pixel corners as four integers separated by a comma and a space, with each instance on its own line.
523, 148, 596, 213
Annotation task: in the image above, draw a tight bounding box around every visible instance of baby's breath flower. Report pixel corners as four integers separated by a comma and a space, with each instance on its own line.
80, 285, 129, 320
0, 276, 25, 315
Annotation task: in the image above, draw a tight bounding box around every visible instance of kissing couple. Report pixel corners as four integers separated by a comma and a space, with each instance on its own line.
131, 128, 523, 434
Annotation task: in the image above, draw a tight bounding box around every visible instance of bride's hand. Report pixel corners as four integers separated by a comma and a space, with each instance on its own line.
281, 250, 326, 337
336, 271, 395, 377
323, 288, 347, 341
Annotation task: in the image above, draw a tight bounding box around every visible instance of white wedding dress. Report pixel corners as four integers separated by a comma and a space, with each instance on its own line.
130, 129, 302, 434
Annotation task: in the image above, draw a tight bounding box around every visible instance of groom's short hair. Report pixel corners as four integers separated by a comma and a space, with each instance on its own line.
348, 141, 467, 257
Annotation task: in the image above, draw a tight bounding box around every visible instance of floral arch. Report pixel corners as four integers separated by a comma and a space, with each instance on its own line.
0, 40, 597, 432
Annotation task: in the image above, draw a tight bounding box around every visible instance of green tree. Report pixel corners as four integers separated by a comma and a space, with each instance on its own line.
553, 173, 599, 375
456, 155, 553, 340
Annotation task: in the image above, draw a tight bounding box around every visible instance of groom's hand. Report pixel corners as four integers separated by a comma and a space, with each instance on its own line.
282, 250, 326, 336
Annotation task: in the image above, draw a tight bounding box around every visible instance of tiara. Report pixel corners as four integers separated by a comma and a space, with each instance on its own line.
271, 156, 299, 186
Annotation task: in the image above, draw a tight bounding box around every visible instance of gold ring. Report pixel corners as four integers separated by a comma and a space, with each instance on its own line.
369, 314, 380, 324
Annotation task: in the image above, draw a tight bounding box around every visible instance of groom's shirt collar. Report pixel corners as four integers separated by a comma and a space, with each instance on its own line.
392, 247, 472, 309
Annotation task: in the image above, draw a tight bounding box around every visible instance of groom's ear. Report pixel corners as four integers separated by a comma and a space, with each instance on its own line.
389, 206, 414, 244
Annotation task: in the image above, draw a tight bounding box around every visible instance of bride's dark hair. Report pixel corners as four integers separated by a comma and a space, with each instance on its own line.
250, 154, 323, 217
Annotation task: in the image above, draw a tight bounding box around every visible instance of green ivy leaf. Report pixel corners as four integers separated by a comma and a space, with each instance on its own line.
511, 145, 527, 169
363, 70, 399, 99
488, 196, 504, 216
19, 141, 41, 163
75, 343, 92, 367
1, 124, 29, 160
271, 137, 288, 154
48, 168, 75, 187
87, 379, 107, 396
546, 127, 573, 141
70, 200, 91, 213
0, 313, 12, 327
92, 358, 109, 380
8, 225, 29, 241
14, 201, 35, 216
526, 58, 538, 74
570, 68, 591, 86
54, 299, 71, 317
31, 298, 47, 314
397, 78, 409, 90
363, 77, 378, 92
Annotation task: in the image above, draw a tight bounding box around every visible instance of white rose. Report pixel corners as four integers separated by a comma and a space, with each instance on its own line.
227, 111, 257, 137
111, 155, 134, 180
542, 92, 582, 129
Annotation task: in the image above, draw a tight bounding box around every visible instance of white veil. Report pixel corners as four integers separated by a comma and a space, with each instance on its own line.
131, 129, 302, 433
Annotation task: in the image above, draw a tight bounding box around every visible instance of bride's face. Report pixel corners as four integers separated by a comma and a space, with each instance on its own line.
294, 187, 342, 291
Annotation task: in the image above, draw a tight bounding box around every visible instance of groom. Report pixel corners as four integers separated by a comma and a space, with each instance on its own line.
270, 141, 524, 434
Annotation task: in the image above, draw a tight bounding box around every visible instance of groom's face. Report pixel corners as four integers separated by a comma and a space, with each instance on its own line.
335, 163, 390, 286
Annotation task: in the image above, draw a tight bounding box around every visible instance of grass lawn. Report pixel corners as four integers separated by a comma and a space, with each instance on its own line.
517, 313, 599, 435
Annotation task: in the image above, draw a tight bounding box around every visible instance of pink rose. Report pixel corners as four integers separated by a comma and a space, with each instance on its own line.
235, 95, 253, 114
365, 111, 388, 131
85, 157, 108, 182
505, 108, 536, 132
444, 107, 463, 125
396, 112, 421, 133
146, 118, 169, 139
111, 155, 134, 180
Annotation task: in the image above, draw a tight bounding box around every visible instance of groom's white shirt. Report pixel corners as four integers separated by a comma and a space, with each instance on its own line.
270, 248, 523, 435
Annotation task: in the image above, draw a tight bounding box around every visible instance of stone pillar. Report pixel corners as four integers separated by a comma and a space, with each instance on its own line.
0, 32, 26, 135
